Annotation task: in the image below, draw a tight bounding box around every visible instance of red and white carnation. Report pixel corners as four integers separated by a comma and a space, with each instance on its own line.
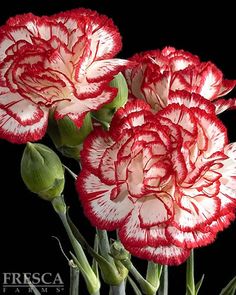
125, 46, 236, 114
76, 91, 236, 265
0, 9, 131, 143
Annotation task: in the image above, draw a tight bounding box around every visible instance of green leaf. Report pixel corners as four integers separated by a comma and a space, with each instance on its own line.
146, 261, 162, 289
219, 276, 236, 295
67, 212, 125, 285
127, 276, 143, 295
92, 234, 100, 279
186, 284, 195, 295
196, 274, 205, 295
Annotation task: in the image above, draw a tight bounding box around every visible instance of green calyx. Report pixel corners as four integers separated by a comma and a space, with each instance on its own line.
92, 73, 128, 126
21, 143, 65, 201
47, 112, 93, 159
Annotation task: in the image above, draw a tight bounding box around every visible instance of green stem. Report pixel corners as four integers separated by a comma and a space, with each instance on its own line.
186, 250, 195, 295
63, 164, 77, 180
121, 259, 156, 295
158, 265, 168, 295
69, 263, 80, 295
96, 229, 115, 266
109, 281, 126, 295
58, 211, 91, 274
146, 261, 162, 291
52, 196, 100, 295
92, 234, 100, 278
68, 214, 125, 286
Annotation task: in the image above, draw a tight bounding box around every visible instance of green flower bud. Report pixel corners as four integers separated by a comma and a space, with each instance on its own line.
105, 72, 128, 110
47, 112, 93, 159
21, 143, 65, 201
93, 73, 128, 126
110, 240, 130, 261
110, 240, 130, 280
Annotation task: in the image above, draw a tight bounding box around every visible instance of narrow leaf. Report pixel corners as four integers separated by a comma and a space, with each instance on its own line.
219, 276, 236, 295
196, 274, 205, 295
92, 234, 100, 278
67, 212, 123, 285
186, 284, 195, 295
127, 276, 143, 295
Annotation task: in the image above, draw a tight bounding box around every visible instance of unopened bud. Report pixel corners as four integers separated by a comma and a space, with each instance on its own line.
21, 143, 65, 201
93, 73, 128, 125
110, 240, 130, 261
47, 113, 93, 159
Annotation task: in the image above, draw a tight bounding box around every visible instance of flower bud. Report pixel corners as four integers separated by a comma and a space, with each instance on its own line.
105, 73, 128, 110
93, 73, 128, 125
47, 112, 93, 159
110, 240, 130, 280
21, 143, 65, 201
110, 240, 130, 261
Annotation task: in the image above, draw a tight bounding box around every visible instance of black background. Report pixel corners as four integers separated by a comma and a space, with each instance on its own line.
1, 1, 236, 294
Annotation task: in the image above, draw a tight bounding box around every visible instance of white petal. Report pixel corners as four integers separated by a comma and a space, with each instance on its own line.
139, 195, 173, 226
173, 195, 220, 230
119, 204, 148, 247
124, 243, 190, 265
0, 107, 48, 143
0, 92, 45, 125
166, 226, 215, 248
81, 129, 114, 172
194, 110, 227, 157
197, 63, 222, 99
214, 98, 236, 115
77, 171, 133, 230
55, 88, 116, 127
86, 59, 130, 82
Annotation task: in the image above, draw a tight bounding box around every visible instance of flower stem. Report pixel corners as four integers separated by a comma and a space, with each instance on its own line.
109, 281, 126, 295
186, 250, 195, 295
158, 265, 168, 295
58, 210, 92, 273
52, 196, 100, 295
146, 261, 162, 291
69, 262, 80, 295
121, 258, 156, 295
96, 229, 115, 266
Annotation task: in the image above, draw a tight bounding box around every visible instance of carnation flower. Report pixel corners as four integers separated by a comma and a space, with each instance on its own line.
0, 9, 130, 143
125, 46, 236, 114
76, 91, 236, 265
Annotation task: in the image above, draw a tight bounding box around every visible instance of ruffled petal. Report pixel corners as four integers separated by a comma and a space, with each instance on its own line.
0, 91, 45, 125
76, 170, 133, 230
119, 205, 149, 247
0, 106, 48, 143
86, 59, 132, 82
214, 98, 236, 114
173, 195, 221, 230
194, 108, 228, 156
168, 90, 216, 114
218, 79, 236, 97
80, 128, 114, 174
54, 87, 117, 127
166, 226, 216, 248
196, 63, 222, 100
139, 195, 173, 227
53, 8, 122, 59
124, 243, 191, 265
